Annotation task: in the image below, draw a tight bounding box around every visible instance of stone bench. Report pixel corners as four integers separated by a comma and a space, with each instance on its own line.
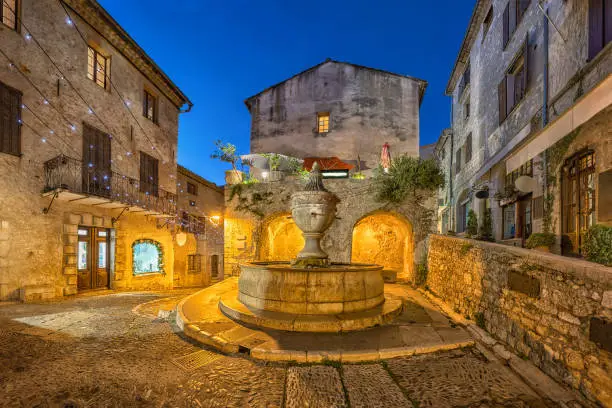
19, 284, 56, 302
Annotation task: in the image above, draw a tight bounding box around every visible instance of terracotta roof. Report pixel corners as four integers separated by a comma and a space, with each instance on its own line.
303, 157, 355, 171
245, 59, 428, 111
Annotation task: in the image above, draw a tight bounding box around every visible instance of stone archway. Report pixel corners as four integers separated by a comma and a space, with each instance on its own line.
351, 212, 414, 280
259, 213, 304, 262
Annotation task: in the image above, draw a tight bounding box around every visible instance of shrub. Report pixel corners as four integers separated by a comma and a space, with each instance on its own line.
583, 224, 612, 266
478, 208, 494, 241
525, 232, 556, 249
211, 140, 240, 171
466, 210, 478, 238
374, 156, 444, 204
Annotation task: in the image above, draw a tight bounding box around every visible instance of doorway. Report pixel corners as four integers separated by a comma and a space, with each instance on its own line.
517, 194, 532, 247
77, 226, 110, 291
211, 255, 219, 278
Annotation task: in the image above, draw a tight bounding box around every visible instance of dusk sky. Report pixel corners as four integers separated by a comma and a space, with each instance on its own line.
98, 0, 475, 185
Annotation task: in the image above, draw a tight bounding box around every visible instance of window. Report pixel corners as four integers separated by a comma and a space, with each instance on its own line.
1, 0, 17, 30
465, 133, 473, 163
189, 200, 196, 207
503, 204, 516, 239
132, 239, 163, 274
505, 159, 533, 187
317, 112, 330, 133
499, 38, 529, 124
482, 6, 493, 41
464, 102, 470, 120
87, 46, 109, 89
187, 254, 201, 273
143, 90, 157, 122
455, 149, 461, 174
187, 182, 197, 195
0, 81, 21, 156
459, 63, 470, 98
140, 152, 159, 197
503, 0, 530, 48
588, 0, 612, 60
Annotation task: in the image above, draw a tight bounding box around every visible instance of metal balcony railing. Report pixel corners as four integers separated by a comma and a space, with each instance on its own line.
43, 154, 177, 216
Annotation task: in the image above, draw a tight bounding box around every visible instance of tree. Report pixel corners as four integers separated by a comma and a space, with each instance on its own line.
210, 140, 240, 171
374, 156, 445, 204
478, 208, 493, 241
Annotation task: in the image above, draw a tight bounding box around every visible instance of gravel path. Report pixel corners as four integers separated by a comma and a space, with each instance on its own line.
0, 290, 563, 407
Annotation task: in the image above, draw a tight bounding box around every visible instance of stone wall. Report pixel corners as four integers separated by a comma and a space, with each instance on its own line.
426, 234, 612, 405
247, 60, 424, 172
223, 177, 435, 282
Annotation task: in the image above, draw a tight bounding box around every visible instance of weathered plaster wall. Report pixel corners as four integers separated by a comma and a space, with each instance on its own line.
0, 0, 183, 299
248, 61, 423, 172
223, 178, 435, 282
426, 234, 612, 406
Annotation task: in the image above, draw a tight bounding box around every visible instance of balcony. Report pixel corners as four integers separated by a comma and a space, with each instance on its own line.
42, 154, 177, 217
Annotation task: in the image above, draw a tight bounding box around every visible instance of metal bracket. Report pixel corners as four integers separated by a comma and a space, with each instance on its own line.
157, 218, 172, 230
42, 191, 59, 214
112, 207, 129, 225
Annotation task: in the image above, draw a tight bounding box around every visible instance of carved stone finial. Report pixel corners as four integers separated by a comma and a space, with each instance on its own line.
304, 162, 328, 192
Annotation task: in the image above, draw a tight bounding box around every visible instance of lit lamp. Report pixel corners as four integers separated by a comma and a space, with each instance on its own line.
175, 231, 187, 247
262, 171, 269, 181
209, 215, 221, 226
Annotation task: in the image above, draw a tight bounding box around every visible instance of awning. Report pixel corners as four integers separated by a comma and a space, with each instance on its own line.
303, 157, 355, 171
506, 74, 612, 174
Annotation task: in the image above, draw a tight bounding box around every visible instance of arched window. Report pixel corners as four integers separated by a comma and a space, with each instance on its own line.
132, 239, 164, 275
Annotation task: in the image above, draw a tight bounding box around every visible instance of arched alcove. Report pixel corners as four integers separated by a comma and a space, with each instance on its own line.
259, 213, 304, 261
351, 212, 414, 278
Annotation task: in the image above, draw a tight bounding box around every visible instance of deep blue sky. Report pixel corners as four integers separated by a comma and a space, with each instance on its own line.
99, 0, 475, 185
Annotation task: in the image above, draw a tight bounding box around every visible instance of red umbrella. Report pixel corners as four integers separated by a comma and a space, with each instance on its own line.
381, 142, 391, 171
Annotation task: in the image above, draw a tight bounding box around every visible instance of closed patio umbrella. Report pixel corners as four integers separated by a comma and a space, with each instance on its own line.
381, 143, 391, 172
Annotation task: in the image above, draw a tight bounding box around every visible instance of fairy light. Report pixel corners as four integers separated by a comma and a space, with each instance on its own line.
65, 17, 73, 26
24, 32, 32, 41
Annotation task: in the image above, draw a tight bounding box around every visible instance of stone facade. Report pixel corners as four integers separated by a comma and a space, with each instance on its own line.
223, 177, 435, 282
437, 0, 612, 252
426, 234, 612, 405
0, 0, 191, 299
174, 165, 225, 287
245, 59, 426, 174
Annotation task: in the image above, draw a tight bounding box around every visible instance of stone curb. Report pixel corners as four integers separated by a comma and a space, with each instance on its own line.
418, 288, 588, 407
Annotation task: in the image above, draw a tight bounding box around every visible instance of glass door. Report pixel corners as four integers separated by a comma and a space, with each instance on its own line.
76, 226, 110, 291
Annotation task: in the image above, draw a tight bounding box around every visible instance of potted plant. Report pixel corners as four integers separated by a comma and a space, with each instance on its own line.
583, 224, 612, 266
211, 140, 243, 184
525, 232, 556, 253
465, 210, 478, 238
263, 153, 283, 182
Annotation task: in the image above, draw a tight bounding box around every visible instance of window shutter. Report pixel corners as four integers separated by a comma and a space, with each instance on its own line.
509, 0, 517, 40
466, 134, 472, 163
0, 82, 21, 156
522, 38, 529, 95
605, 0, 612, 44
503, 3, 510, 47
455, 149, 461, 174
506, 74, 516, 115
498, 78, 507, 124
589, 0, 604, 60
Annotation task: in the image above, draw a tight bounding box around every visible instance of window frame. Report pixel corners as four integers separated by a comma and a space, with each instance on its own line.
139, 151, 159, 197
503, 0, 530, 49
317, 112, 330, 133
482, 6, 493, 42
465, 133, 473, 163
186, 181, 197, 195
588, 0, 612, 60
132, 239, 164, 275
499, 38, 529, 124
143, 89, 158, 123
1, 0, 19, 31
187, 254, 202, 273
87, 46, 109, 90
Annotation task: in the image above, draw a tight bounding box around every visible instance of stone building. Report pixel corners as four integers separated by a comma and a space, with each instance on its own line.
437, 0, 611, 255
173, 165, 224, 287
0, 0, 192, 300
245, 59, 427, 176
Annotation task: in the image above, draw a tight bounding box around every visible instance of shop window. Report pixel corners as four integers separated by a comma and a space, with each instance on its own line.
132, 239, 163, 274
503, 204, 516, 239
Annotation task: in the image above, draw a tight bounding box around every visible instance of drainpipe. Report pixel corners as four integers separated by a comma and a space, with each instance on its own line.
542, 6, 549, 199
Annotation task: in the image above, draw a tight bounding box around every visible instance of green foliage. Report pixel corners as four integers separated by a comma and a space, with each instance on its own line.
286, 157, 303, 173
262, 153, 282, 171
373, 156, 445, 204
525, 232, 556, 249
242, 173, 260, 185
465, 210, 478, 238
351, 172, 366, 180
210, 140, 240, 171
583, 225, 612, 266
415, 263, 428, 287
459, 243, 473, 256
474, 312, 485, 329
478, 208, 494, 241
228, 183, 272, 218
542, 193, 555, 234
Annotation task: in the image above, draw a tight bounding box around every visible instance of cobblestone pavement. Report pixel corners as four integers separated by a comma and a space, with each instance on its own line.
0, 290, 565, 407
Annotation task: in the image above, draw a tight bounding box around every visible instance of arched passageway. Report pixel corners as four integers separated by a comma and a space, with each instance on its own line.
259, 213, 304, 262
351, 212, 414, 278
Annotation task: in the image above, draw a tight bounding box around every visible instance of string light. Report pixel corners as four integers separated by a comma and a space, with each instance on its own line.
24, 33, 31, 41
65, 17, 73, 26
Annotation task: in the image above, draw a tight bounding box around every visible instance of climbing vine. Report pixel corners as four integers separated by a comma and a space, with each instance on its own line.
228, 184, 273, 218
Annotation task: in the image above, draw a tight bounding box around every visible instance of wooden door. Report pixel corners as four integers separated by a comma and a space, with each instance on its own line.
518, 194, 532, 247
77, 227, 110, 291
211, 255, 219, 278
82, 123, 111, 196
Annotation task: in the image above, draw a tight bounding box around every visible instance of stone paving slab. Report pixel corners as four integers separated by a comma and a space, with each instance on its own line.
343, 364, 413, 407
285, 366, 347, 408
177, 278, 474, 362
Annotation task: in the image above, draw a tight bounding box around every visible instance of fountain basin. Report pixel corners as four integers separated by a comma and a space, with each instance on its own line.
237, 262, 385, 315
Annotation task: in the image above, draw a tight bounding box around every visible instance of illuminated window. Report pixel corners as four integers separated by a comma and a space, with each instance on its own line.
1, 0, 17, 30
143, 90, 157, 122
317, 112, 330, 133
132, 239, 163, 275
87, 46, 108, 89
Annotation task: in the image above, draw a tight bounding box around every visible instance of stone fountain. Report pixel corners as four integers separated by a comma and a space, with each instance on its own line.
219, 163, 403, 332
